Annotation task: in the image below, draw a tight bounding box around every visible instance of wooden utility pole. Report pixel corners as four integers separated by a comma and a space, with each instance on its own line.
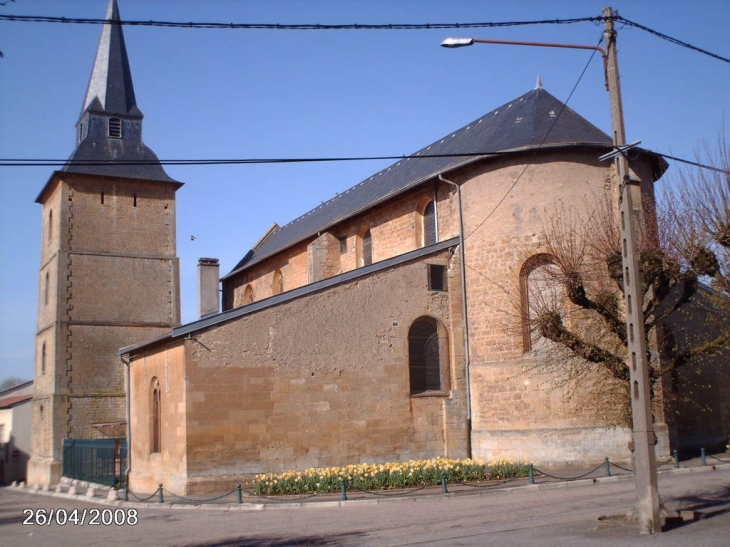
603, 7, 662, 534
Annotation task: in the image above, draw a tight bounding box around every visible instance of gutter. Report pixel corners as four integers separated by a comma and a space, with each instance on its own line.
121, 353, 131, 499
438, 173, 472, 459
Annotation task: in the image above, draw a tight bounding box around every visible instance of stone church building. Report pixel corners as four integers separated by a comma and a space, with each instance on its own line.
29, 1, 728, 492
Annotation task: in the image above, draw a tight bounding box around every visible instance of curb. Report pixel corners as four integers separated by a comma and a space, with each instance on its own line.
6, 462, 729, 512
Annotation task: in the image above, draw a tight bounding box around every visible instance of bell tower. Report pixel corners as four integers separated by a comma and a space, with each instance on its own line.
28, 0, 182, 486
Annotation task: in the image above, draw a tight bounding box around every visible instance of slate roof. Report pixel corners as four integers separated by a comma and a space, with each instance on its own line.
225, 86, 617, 278
38, 0, 179, 200
79, 0, 140, 122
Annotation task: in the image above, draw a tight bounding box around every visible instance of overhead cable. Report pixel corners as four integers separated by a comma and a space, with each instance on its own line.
0, 14, 601, 30
1, 151, 725, 175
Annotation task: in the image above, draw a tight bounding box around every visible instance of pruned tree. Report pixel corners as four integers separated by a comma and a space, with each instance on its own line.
517, 134, 729, 426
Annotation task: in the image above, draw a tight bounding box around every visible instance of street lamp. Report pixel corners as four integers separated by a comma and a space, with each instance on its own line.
440, 36, 609, 89
442, 8, 661, 535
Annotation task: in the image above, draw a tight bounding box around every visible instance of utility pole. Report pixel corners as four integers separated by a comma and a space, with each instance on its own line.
603, 7, 662, 534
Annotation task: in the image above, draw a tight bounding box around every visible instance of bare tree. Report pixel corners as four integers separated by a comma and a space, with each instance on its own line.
0, 376, 29, 392
518, 134, 729, 426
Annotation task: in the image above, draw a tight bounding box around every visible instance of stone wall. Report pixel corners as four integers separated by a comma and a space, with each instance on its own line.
29, 172, 181, 487
130, 247, 468, 494
224, 184, 458, 311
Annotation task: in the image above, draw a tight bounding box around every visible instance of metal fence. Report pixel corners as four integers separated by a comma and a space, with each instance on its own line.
62, 438, 127, 489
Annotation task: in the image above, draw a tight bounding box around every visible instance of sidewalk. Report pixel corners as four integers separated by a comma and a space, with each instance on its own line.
7, 451, 730, 511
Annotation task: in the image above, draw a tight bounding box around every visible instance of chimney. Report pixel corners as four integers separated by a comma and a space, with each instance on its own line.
198, 258, 220, 318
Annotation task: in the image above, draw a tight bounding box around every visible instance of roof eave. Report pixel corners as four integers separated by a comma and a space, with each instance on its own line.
36, 169, 184, 204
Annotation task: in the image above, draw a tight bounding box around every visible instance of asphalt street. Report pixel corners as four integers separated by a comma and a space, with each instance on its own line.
1, 466, 728, 546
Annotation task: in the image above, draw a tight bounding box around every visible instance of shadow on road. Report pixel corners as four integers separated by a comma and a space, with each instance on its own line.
182, 531, 367, 547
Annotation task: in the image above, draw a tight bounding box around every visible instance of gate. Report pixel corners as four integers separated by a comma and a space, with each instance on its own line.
62, 439, 127, 488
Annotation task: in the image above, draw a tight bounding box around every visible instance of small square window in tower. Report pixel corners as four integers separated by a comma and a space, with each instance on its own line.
427, 264, 447, 292
108, 118, 122, 139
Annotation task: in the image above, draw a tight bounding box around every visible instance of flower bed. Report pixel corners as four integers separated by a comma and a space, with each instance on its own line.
254, 457, 529, 496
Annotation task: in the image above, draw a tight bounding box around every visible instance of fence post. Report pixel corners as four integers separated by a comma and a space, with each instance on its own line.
158, 484, 164, 503
237, 484, 243, 504
529, 464, 535, 485
440, 472, 449, 494
340, 478, 347, 501
673, 449, 679, 468
605, 457, 612, 477
701, 448, 706, 466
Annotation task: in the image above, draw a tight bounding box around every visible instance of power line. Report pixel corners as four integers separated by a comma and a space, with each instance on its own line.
654, 152, 730, 175
1, 151, 725, 175
2, 12, 727, 64
462, 39, 603, 243
615, 15, 730, 64
0, 14, 602, 30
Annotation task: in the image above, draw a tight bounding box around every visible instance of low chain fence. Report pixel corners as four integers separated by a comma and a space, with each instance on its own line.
121, 447, 730, 506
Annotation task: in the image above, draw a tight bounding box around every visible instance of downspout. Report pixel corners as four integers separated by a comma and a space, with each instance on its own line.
438, 174, 472, 458
121, 353, 131, 499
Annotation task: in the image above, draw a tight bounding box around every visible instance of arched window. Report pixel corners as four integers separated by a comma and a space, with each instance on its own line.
244, 284, 254, 304
422, 200, 437, 246
150, 378, 161, 454
272, 270, 284, 295
41, 342, 46, 375
48, 210, 53, 244
408, 317, 449, 395
44, 271, 49, 305
521, 255, 564, 352
360, 229, 373, 266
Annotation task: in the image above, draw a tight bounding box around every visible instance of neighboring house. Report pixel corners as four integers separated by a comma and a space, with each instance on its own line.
0, 381, 34, 485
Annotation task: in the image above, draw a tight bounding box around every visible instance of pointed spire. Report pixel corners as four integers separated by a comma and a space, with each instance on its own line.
535, 74, 543, 90
80, 0, 141, 119
57, 0, 179, 185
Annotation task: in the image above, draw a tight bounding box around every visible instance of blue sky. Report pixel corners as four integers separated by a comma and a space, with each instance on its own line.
0, 0, 728, 382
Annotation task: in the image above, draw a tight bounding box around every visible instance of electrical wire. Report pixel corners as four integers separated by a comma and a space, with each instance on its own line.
1, 151, 725, 175
0, 14, 602, 30
1, 12, 726, 64
461, 37, 604, 243
614, 15, 730, 64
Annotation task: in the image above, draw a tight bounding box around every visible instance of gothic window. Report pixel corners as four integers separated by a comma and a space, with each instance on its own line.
422, 200, 437, 246
109, 117, 122, 138
521, 255, 564, 352
358, 228, 373, 267
151, 378, 161, 454
244, 284, 254, 304
48, 210, 52, 244
408, 317, 449, 395
41, 342, 46, 375
273, 270, 284, 295
44, 271, 49, 305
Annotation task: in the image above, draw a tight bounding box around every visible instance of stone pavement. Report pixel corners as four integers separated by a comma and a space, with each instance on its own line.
1, 455, 729, 546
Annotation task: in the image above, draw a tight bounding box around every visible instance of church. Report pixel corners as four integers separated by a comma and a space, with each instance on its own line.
29, 1, 728, 493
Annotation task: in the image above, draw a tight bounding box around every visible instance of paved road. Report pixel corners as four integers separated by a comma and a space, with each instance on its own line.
1, 467, 728, 546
